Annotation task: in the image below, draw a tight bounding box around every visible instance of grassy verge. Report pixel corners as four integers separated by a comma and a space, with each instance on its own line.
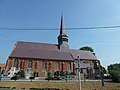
0, 81, 119, 90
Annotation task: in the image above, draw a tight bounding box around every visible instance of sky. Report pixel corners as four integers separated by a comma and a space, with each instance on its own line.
0, 0, 120, 69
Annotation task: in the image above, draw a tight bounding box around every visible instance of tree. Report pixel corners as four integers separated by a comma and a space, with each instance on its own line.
99, 65, 107, 74
107, 63, 120, 82
79, 46, 94, 52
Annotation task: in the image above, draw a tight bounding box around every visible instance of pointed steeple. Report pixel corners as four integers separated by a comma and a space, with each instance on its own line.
58, 15, 69, 50
60, 15, 65, 35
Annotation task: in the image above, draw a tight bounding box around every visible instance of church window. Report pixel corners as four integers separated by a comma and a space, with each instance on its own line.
56, 61, 60, 70
13, 58, 19, 68
28, 60, 32, 68
42, 61, 46, 69
67, 62, 71, 70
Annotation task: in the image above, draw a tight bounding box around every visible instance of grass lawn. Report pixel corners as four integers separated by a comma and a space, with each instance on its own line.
0, 81, 120, 90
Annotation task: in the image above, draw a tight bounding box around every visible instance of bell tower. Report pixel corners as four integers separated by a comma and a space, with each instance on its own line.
58, 15, 69, 51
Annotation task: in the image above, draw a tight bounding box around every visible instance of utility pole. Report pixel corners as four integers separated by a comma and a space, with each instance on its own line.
100, 68, 104, 90
77, 55, 81, 90
98, 62, 104, 90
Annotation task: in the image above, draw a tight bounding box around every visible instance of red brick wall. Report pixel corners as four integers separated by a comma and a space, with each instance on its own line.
5, 59, 12, 71
5, 58, 74, 76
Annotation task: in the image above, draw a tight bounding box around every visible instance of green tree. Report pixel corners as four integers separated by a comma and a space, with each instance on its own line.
107, 63, 120, 82
79, 46, 94, 52
99, 65, 107, 74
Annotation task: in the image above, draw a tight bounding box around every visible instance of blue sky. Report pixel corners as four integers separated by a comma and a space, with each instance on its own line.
0, 0, 120, 69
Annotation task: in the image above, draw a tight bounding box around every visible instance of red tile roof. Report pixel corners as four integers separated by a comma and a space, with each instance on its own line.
9, 41, 98, 61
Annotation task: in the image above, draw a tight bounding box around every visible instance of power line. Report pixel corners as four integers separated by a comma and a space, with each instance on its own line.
67, 25, 120, 30
0, 27, 58, 31
0, 25, 120, 31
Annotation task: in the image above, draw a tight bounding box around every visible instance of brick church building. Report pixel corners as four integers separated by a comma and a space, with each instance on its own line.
5, 16, 100, 78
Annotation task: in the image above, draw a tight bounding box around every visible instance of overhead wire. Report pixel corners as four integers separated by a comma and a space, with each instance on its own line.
0, 25, 120, 31
0, 25, 120, 44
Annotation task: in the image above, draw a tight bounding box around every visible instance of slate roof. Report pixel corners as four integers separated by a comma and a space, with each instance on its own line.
70, 49, 98, 60
9, 41, 98, 61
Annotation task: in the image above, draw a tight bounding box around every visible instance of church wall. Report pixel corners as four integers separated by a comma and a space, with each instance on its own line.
5, 58, 74, 77
5, 59, 12, 72
5, 57, 99, 78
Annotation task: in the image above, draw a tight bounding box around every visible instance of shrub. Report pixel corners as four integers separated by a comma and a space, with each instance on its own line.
110, 71, 120, 83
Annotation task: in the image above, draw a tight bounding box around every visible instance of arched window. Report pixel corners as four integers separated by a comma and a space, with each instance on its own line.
28, 60, 32, 68
67, 62, 71, 71
42, 61, 46, 70
13, 58, 19, 68
56, 61, 60, 70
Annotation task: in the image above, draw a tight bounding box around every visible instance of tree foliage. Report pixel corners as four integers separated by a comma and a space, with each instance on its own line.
100, 65, 106, 74
79, 46, 94, 52
108, 63, 120, 72
107, 63, 120, 82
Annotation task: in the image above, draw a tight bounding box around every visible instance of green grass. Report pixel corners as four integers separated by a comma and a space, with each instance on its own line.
0, 81, 119, 90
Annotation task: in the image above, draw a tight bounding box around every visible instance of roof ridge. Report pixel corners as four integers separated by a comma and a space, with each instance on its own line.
17, 41, 58, 46
71, 49, 92, 52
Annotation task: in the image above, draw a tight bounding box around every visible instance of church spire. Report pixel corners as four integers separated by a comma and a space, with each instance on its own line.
58, 15, 69, 50
60, 15, 65, 35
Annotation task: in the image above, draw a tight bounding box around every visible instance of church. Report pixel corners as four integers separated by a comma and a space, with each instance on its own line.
5, 16, 100, 78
